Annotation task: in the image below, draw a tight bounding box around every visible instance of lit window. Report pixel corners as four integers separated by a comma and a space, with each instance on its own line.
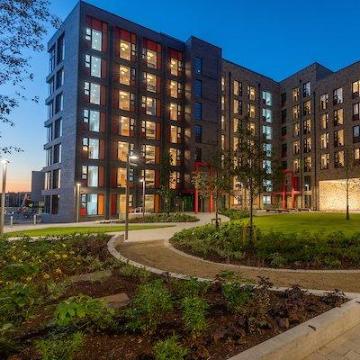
292, 88, 300, 102
145, 170, 156, 188
353, 103, 359, 121
303, 100, 311, 115
304, 138, 312, 153
170, 125, 181, 143
117, 141, 134, 162
248, 104, 256, 118
170, 171, 180, 189
263, 125, 272, 140
334, 151, 344, 168
352, 80, 360, 99
143, 40, 160, 68
333, 88, 343, 105
144, 73, 158, 93
334, 108, 344, 126
169, 148, 181, 166
169, 50, 183, 76
234, 99, 242, 115
170, 80, 183, 98
320, 94, 328, 110
262, 91, 272, 106
143, 144, 157, 164
303, 82, 311, 97
88, 166, 98, 187
83, 138, 99, 159
321, 113, 329, 129
117, 168, 127, 187
293, 141, 300, 155
293, 159, 300, 173
248, 86, 256, 101
292, 105, 300, 119
320, 133, 329, 150
84, 82, 100, 105
262, 108, 272, 122
334, 129, 344, 147
83, 109, 100, 132
142, 120, 157, 139
119, 91, 135, 111
234, 80, 242, 96
85, 55, 101, 77
170, 102, 181, 121
142, 96, 158, 116
85, 27, 102, 51
320, 154, 330, 170
119, 116, 134, 136
263, 195, 271, 205
120, 65, 135, 86
304, 157, 312, 172
293, 122, 300, 137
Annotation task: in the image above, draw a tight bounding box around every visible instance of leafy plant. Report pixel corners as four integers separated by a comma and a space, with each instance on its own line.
181, 296, 208, 336
125, 280, 173, 333
172, 277, 209, 298
54, 296, 115, 330
35, 332, 83, 360
222, 282, 253, 313
153, 336, 188, 360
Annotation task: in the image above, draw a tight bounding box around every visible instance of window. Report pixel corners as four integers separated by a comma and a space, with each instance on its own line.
248, 86, 256, 101
46, 148, 52, 166
293, 141, 300, 155
292, 88, 300, 102
120, 65, 135, 86
87, 166, 98, 187
84, 109, 100, 132
304, 138, 312, 153
145, 170, 156, 188
281, 92, 287, 107
263, 195, 271, 206
233, 99, 242, 115
333, 88, 343, 105
143, 40, 160, 68
303, 100, 311, 116
293, 159, 300, 173
194, 57, 202, 75
353, 126, 360, 143
144, 72, 158, 93
119, 91, 135, 112
293, 122, 300, 137
292, 105, 300, 120
142, 96, 158, 116
169, 50, 183, 76
170, 171, 180, 189
321, 113, 329, 129
81, 194, 99, 216
320, 133, 329, 150
248, 104, 256, 118
55, 93, 63, 113
143, 144, 157, 164
354, 148, 360, 162
281, 126, 287, 137
304, 176, 312, 191
353, 80, 360, 98
281, 109, 287, 123
117, 141, 134, 161
142, 120, 157, 139
119, 116, 134, 136
47, 124, 53, 142
84, 82, 100, 105
233, 118, 239, 133
334, 151, 344, 168
263, 143, 272, 157
170, 80, 182, 98
234, 80, 242, 96
194, 79, 202, 97
334, 129, 344, 147
303, 119, 311, 134
169, 148, 181, 166
48, 77, 55, 95
262, 108, 272, 123
170, 125, 181, 143
353, 103, 359, 121
117, 168, 127, 187
54, 118, 62, 139
194, 125, 202, 143
53, 144, 61, 163
263, 125, 272, 140
304, 157, 312, 172
221, 115, 225, 131
44, 172, 51, 190
263, 160, 272, 174
83, 138, 99, 159
56, 69, 64, 89
334, 108, 344, 126
321, 154, 330, 170
86, 27, 102, 51
49, 46, 55, 72
194, 102, 202, 120
119, 30, 136, 61
320, 94, 328, 110
262, 91, 272, 106
281, 143, 287, 157
85, 55, 102, 77
303, 82, 311, 97
170, 103, 182, 121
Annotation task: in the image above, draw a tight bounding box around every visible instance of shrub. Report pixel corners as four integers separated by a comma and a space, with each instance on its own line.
125, 280, 173, 333
171, 277, 209, 298
181, 296, 208, 336
222, 282, 253, 313
54, 296, 115, 330
130, 213, 199, 223
35, 332, 83, 360
153, 336, 188, 360
219, 208, 250, 220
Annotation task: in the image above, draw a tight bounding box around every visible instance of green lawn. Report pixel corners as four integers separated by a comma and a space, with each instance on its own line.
6, 224, 174, 237
241, 212, 360, 235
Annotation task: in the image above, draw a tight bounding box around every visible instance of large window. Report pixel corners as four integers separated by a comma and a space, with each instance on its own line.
83, 138, 99, 159
170, 102, 181, 121
334, 129, 344, 147
119, 30, 136, 61
170, 125, 181, 143
170, 171, 180, 189
85, 55, 101, 77
262, 108, 272, 123
194, 125, 202, 143
248, 86, 256, 101
334, 151, 344, 168
194, 102, 202, 120
194, 57, 202, 75
320, 133, 329, 150
263, 125, 272, 140
234, 80, 242, 96
87, 166, 99, 187
303, 100, 311, 116
117, 141, 134, 161
55, 93, 63, 113
143, 39, 160, 69
117, 168, 126, 187
292, 88, 300, 102
119, 91, 135, 112
292, 105, 300, 119
293, 141, 300, 155
120, 65, 135, 86
233, 99, 242, 115
304, 138, 312, 153
142, 120, 157, 139
84, 82, 100, 105
194, 79, 202, 98
49, 46, 55, 72
169, 148, 181, 166
170, 80, 183, 98
262, 91, 272, 106
353, 80, 360, 98
119, 116, 134, 136
353, 103, 359, 121
143, 72, 158, 93
54, 118, 62, 138
145, 170, 156, 188
84, 109, 100, 132
320, 154, 330, 170
334, 108, 344, 126
333, 88, 343, 105
142, 96, 158, 116
353, 126, 360, 143
56, 69, 64, 89
169, 50, 183, 76
321, 113, 329, 129
248, 104, 256, 118
143, 144, 157, 164
320, 94, 328, 110
303, 82, 311, 97
53, 144, 61, 163
85, 27, 102, 51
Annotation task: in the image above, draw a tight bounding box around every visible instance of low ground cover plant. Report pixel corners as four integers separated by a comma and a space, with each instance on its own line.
219, 208, 250, 221
129, 213, 199, 223
170, 222, 360, 269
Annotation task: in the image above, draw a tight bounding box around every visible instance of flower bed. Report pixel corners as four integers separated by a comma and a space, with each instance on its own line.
0, 234, 346, 360
170, 222, 360, 269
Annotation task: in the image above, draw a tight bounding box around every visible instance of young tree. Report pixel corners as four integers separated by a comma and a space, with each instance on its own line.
158, 151, 175, 215
0, 0, 60, 153
232, 120, 270, 249
271, 157, 286, 209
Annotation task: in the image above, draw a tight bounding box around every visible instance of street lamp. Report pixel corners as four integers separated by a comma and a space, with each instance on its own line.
0, 160, 9, 235
125, 152, 138, 240
139, 174, 146, 220
75, 182, 81, 223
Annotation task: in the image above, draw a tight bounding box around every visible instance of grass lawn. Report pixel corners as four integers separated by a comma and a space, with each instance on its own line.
6, 224, 174, 237
242, 212, 360, 235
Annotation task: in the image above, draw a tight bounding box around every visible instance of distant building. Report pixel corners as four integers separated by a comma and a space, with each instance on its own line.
31, 171, 45, 206
5, 192, 29, 208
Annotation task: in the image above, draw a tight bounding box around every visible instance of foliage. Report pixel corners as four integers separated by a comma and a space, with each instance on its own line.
35, 332, 83, 360
171, 277, 209, 299
219, 208, 250, 221
158, 152, 175, 214
181, 296, 208, 336
54, 296, 115, 330
0, 0, 60, 153
129, 213, 199, 223
222, 282, 253, 313
125, 280, 173, 333
153, 336, 188, 360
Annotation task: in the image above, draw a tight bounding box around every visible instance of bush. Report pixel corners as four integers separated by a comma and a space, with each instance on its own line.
125, 280, 173, 333
54, 296, 115, 330
35, 332, 83, 360
153, 336, 188, 360
171, 277, 209, 298
222, 282, 253, 313
219, 208, 250, 220
130, 213, 199, 223
181, 296, 208, 336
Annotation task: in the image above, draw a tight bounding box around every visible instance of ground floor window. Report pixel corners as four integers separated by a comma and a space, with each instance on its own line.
144, 194, 154, 212
263, 195, 271, 206
80, 193, 104, 216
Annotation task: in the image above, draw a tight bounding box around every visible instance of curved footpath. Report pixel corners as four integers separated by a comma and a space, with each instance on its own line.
111, 213, 360, 293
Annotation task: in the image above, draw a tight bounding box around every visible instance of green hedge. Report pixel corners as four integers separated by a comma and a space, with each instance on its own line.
130, 213, 199, 223
219, 208, 250, 221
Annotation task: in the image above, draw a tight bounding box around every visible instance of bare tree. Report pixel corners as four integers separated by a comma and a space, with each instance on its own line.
0, 0, 60, 153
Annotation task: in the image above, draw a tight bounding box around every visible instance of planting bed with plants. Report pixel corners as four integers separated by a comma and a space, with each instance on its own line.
170, 222, 360, 270
128, 213, 199, 223
0, 234, 346, 360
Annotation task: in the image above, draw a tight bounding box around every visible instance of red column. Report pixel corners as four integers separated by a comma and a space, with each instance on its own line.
194, 190, 198, 213
210, 192, 214, 213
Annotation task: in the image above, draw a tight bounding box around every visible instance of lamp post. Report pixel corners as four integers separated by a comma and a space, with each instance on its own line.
125, 152, 138, 240
0, 160, 9, 235
75, 182, 81, 223
140, 173, 146, 220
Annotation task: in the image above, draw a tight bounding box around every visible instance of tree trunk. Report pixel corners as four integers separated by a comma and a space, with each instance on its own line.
215, 194, 219, 229
249, 192, 254, 250
346, 178, 350, 220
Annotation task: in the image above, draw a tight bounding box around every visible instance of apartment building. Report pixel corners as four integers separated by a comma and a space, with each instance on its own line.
42, 1, 360, 222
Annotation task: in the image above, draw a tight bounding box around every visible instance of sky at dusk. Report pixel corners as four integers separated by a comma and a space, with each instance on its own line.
3, 0, 360, 192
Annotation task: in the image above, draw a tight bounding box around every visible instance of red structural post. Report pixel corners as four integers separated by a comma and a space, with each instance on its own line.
210, 192, 214, 212
194, 189, 199, 213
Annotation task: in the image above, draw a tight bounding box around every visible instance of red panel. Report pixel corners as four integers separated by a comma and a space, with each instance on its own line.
110, 193, 117, 216
111, 141, 118, 160
156, 100, 161, 117
169, 49, 183, 60
101, 59, 107, 78
100, 113, 106, 133
100, 86, 106, 105
119, 29, 131, 42
110, 168, 117, 188
98, 166, 104, 187
99, 140, 105, 160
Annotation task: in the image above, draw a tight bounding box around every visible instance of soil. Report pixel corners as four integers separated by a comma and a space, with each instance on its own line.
10, 270, 346, 360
